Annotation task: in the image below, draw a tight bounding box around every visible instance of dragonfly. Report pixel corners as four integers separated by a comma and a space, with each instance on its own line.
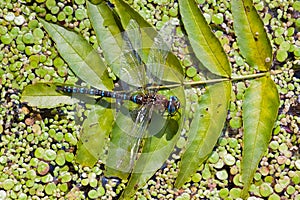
57, 19, 183, 174
56, 85, 180, 115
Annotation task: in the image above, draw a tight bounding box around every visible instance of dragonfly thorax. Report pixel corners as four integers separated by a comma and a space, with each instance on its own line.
130, 93, 180, 115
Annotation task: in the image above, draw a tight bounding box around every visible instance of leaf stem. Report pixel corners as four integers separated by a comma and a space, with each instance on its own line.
182, 72, 268, 87
158, 71, 283, 89
230, 72, 267, 81
133, 71, 283, 90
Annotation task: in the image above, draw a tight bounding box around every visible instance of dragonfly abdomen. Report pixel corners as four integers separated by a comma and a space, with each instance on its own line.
56, 86, 130, 100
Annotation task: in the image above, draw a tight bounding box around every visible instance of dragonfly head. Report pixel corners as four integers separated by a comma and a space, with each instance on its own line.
167, 96, 180, 115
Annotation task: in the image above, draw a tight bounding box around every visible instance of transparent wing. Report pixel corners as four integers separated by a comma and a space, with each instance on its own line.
119, 19, 146, 88
117, 105, 152, 170
146, 19, 178, 86
107, 101, 167, 174
107, 105, 149, 172
117, 20, 178, 171
107, 20, 149, 173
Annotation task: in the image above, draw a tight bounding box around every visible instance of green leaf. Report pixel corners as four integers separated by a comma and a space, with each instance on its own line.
21, 83, 78, 108
175, 81, 231, 188
241, 75, 279, 197
110, 0, 152, 30
179, 0, 231, 77
231, 0, 272, 71
110, 0, 183, 79
87, 1, 123, 76
76, 105, 114, 167
76, 141, 98, 167
39, 18, 113, 90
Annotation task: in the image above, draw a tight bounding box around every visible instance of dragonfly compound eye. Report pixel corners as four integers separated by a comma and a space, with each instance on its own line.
167, 96, 180, 114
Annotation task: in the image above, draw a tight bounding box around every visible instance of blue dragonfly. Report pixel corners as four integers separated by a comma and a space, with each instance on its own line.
57, 19, 184, 174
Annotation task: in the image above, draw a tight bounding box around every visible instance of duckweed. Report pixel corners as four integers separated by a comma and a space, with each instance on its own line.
202, 165, 211, 179
191, 173, 201, 182
216, 169, 228, 180
51, 6, 60, 15
208, 151, 219, 164
46, 0, 56, 9
44, 149, 57, 161
45, 182, 57, 195
22, 32, 34, 44
228, 138, 238, 148
41, 173, 53, 183
58, 183, 68, 192
219, 188, 229, 198
186, 66, 197, 78
1, 33, 13, 45
75, 0, 85, 4
14, 15, 25, 25
233, 174, 243, 187
55, 150, 66, 166
0, 0, 298, 199
75, 8, 86, 20
212, 13, 224, 24
88, 189, 100, 199
54, 131, 64, 142
259, 183, 273, 197
169, 7, 178, 17
57, 12, 66, 21
90, 179, 98, 188
18, 193, 27, 200
269, 140, 280, 150
37, 161, 50, 175
63, 6, 74, 15
53, 57, 65, 68
64, 132, 77, 145
34, 147, 45, 158
229, 116, 242, 129
274, 183, 284, 193
293, 1, 300, 11
229, 188, 241, 198
3, 179, 15, 190
277, 49, 289, 62
60, 172, 72, 183
4, 12, 15, 21
223, 154, 236, 166
65, 152, 74, 162
10, 27, 20, 38
33, 28, 44, 39
81, 178, 89, 186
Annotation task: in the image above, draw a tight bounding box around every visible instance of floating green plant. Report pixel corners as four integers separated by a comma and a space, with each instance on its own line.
0, 0, 298, 199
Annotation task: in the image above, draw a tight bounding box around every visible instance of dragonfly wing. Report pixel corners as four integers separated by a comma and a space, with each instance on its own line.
119, 19, 146, 88
117, 102, 167, 172
125, 19, 143, 64
118, 105, 152, 170
106, 104, 154, 174
146, 19, 178, 85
